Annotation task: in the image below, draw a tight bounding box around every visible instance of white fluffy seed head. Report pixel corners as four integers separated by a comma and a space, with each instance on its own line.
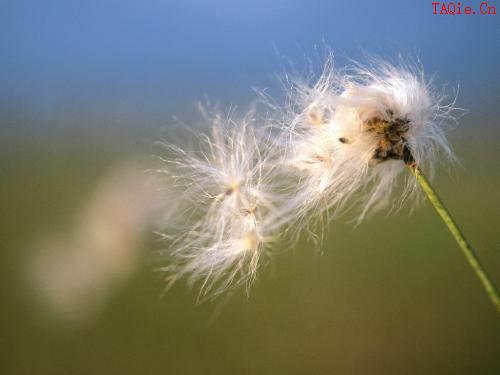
275, 56, 459, 231
155, 106, 284, 301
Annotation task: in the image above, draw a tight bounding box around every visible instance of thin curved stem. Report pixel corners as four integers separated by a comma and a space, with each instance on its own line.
408, 163, 500, 315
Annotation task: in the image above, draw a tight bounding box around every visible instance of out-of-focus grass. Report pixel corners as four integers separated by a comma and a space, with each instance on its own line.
1, 123, 499, 375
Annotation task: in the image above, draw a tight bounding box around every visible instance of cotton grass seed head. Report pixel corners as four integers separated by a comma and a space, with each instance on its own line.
336, 59, 459, 218
276, 56, 459, 228
155, 106, 284, 301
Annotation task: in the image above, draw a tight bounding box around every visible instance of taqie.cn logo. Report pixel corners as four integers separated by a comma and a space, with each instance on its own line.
432, 2, 497, 15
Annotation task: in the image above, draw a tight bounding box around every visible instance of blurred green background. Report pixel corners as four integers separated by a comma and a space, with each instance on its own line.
1, 115, 499, 374
1, 1, 499, 374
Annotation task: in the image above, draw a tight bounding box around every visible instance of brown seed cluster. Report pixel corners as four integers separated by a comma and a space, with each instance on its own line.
363, 110, 412, 163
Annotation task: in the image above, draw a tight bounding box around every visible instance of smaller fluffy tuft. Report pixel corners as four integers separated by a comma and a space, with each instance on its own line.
155, 106, 287, 301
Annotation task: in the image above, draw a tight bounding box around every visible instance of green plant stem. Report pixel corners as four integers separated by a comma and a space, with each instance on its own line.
409, 164, 500, 315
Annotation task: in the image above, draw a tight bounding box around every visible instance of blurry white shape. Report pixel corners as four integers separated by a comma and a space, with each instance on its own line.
29, 163, 172, 322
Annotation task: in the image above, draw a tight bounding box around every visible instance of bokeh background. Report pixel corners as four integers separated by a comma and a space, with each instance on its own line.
1, 1, 499, 374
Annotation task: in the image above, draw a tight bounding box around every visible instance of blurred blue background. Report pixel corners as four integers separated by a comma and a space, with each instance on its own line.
1, 1, 499, 374
1, 0, 498, 142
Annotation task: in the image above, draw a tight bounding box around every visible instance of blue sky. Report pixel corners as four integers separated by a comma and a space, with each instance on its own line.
1, 0, 498, 139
